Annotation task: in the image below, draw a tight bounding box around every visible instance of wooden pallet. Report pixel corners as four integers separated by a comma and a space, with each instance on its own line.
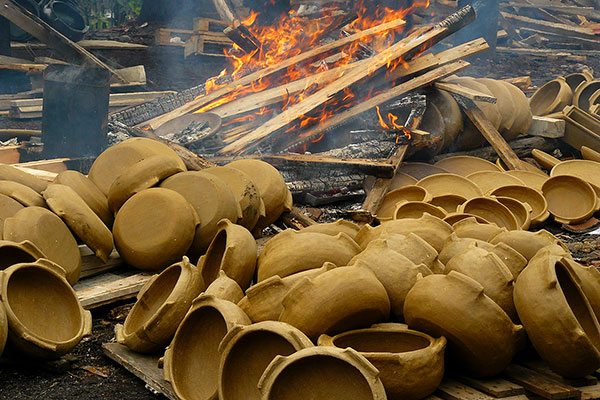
193, 17, 229, 33
155, 28, 232, 57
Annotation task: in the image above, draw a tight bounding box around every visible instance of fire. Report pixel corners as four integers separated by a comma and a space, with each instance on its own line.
376, 105, 412, 141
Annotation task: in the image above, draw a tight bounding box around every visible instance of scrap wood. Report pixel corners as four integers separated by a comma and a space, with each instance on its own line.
503, 2, 600, 21
501, 12, 598, 40
434, 82, 497, 103
504, 76, 532, 91
504, 364, 582, 400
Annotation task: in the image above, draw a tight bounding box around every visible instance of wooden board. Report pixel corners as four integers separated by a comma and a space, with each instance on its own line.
10, 158, 70, 173
75, 271, 153, 309
261, 154, 395, 178
438, 378, 528, 400
79, 248, 126, 279
520, 360, 598, 388
457, 376, 526, 398
581, 384, 600, 400
435, 82, 497, 103
501, 12, 597, 40
504, 364, 582, 400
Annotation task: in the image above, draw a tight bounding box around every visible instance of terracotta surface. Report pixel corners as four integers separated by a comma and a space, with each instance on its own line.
393, 201, 447, 220
379, 233, 438, 269
497, 158, 547, 176
443, 213, 490, 226
404, 272, 524, 377
449, 77, 502, 128
429, 88, 463, 147
0, 163, 48, 193
43, 184, 114, 263
505, 170, 549, 191
389, 172, 418, 190
318, 324, 446, 400
514, 254, 600, 378
299, 220, 360, 239
54, 170, 113, 228
551, 159, 600, 199
542, 175, 598, 224
257, 229, 360, 282
0, 240, 46, 271
564, 71, 593, 93
0, 259, 92, 359
573, 79, 600, 112
420, 103, 446, 156
218, 321, 313, 400
116, 257, 204, 353
163, 295, 251, 400
501, 81, 533, 137
113, 188, 199, 271
479, 78, 518, 134
397, 162, 448, 180
0, 194, 24, 238
417, 173, 483, 200
4, 206, 81, 285
490, 185, 550, 226
459, 197, 520, 231
564, 257, 600, 324
529, 77, 573, 116
429, 194, 467, 214
0, 302, 6, 357
0, 180, 46, 207
197, 219, 257, 290
452, 216, 507, 241
490, 229, 568, 261
531, 149, 561, 170
466, 171, 525, 195
258, 346, 387, 400
495, 196, 532, 230
204, 270, 244, 303
376, 186, 431, 221
279, 265, 390, 340
581, 146, 600, 163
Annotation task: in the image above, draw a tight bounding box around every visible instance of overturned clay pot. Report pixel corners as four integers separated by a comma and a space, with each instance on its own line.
0, 194, 24, 238
378, 233, 438, 270
428, 194, 467, 214
490, 229, 568, 261
0, 180, 46, 208
319, 323, 446, 400
500, 80, 533, 138
478, 78, 517, 135
466, 171, 525, 195
494, 196, 532, 231
458, 196, 520, 231
529, 77, 573, 116
434, 156, 501, 177
452, 216, 507, 241
542, 175, 598, 225
204, 270, 244, 303
429, 88, 463, 148
443, 213, 490, 226
299, 220, 360, 240
115, 257, 204, 353
0, 302, 5, 357
0, 163, 48, 193
0, 259, 92, 359
531, 149, 561, 171
393, 201, 447, 220
417, 173, 483, 200
258, 346, 387, 400
0, 240, 46, 271
218, 321, 313, 400
581, 146, 600, 163
376, 186, 431, 221
490, 185, 549, 226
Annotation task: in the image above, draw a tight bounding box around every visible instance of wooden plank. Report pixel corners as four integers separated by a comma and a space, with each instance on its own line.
496, 47, 592, 60
0, 128, 40, 139
581, 384, 600, 400
501, 12, 598, 40
102, 343, 177, 400
521, 360, 598, 388
504, 364, 582, 400
527, 116, 565, 138
0, 145, 23, 164
435, 82, 497, 103
12, 158, 69, 173
0, 62, 46, 72
437, 378, 528, 400
503, 2, 600, 20
12, 165, 57, 181
75, 40, 148, 50
79, 248, 124, 279
75, 272, 153, 309
457, 376, 526, 398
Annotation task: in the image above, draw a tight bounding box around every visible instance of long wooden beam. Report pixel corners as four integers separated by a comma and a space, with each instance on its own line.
501, 12, 597, 40
261, 154, 396, 178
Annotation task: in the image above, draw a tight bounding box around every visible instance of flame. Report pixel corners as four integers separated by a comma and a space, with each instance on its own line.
375, 106, 412, 140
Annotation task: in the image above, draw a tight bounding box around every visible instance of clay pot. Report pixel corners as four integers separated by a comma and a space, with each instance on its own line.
204, 270, 244, 303
203, 166, 264, 231
197, 219, 257, 290
4, 206, 81, 285
479, 78, 517, 134
466, 171, 525, 194
581, 146, 600, 163
501, 81, 533, 137
107, 154, 185, 213
379, 233, 438, 270
238, 263, 336, 323
43, 184, 114, 263
258, 346, 387, 400
115, 257, 204, 353
490, 185, 550, 226
0, 240, 46, 271
429, 194, 467, 214
318, 324, 446, 400
497, 158, 548, 176
564, 71, 593, 93
163, 295, 251, 400
227, 159, 292, 235
218, 321, 313, 400
458, 197, 520, 231
299, 220, 360, 239
573, 79, 600, 112
542, 175, 598, 224
563, 257, 600, 323
393, 201, 447, 220
350, 239, 432, 318
54, 170, 113, 228
514, 254, 600, 378
434, 156, 501, 177
279, 265, 390, 340
453, 216, 507, 241
0, 259, 92, 359
531, 149, 560, 171
0, 180, 46, 207
113, 188, 199, 271
417, 173, 483, 200
389, 172, 418, 191
397, 162, 448, 180
0, 194, 24, 238
0, 163, 48, 193
257, 229, 360, 282
419, 102, 446, 156
494, 196, 532, 230
430, 88, 463, 147
0, 302, 6, 357
88, 137, 186, 196
505, 170, 549, 191
404, 271, 524, 377
551, 159, 600, 198
490, 229, 568, 261
529, 77, 573, 116
445, 245, 517, 320
376, 186, 431, 221
443, 213, 490, 226
450, 77, 502, 128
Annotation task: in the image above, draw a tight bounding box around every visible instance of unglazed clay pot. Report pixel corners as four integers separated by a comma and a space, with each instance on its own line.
443, 213, 490, 226
299, 220, 360, 239
116, 257, 203, 353
452, 216, 507, 241
393, 201, 447, 220
458, 197, 520, 231
497, 158, 547, 176
514, 254, 600, 378
449, 77, 502, 128
238, 263, 336, 323
505, 170, 549, 191
0, 180, 46, 207
227, 159, 293, 235
54, 170, 113, 228
419, 102, 446, 156
429, 88, 463, 147
397, 162, 448, 180
389, 172, 418, 191
551, 159, 600, 199
43, 184, 114, 263
349, 239, 432, 318
0, 194, 24, 238
564, 71, 593, 93
404, 272, 524, 377
0, 302, 6, 356
542, 175, 598, 224
107, 154, 185, 213
490, 185, 549, 226
218, 321, 313, 400
563, 257, 600, 323
113, 188, 199, 271
163, 295, 251, 400
257, 230, 360, 282
501, 80, 533, 137
318, 324, 446, 400
445, 245, 517, 320
428, 194, 467, 214
204, 270, 244, 303
203, 166, 264, 231
466, 171, 525, 195
376, 186, 431, 221
531, 149, 561, 171
479, 78, 518, 134
417, 173, 482, 200
573, 79, 600, 112
434, 156, 501, 177
0, 259, 92, 359
581, 146, 600, 163
279, 265, 390, 340
490, 229, 568, 261
257, 346, 387, 400
4, 206, 81, 285
494, 196, 532, 231
160, 171, 241, 257
0, 163, 48, 193
379, 233, 438, 270
529, 77, 573, 116
0, 240, 46, 271
88, 137, 186, 196
197, 219, 257, 290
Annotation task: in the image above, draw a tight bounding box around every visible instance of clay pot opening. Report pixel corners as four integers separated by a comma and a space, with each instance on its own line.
555, 262, 600, 350
7, 266, 81, 342
202, 230, 228, 285
0, 246, 37, 270
332, 331, 430, 354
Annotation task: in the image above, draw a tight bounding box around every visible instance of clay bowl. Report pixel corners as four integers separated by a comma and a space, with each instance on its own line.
0, 163, 48, 193
453, 216, 507, 241
458, 197, 520, 231
496, 158, 548, 176
0, 259, 92, 359
564, 257, 600, 325
564, 71, 593, 93
581, 146, 600, 163
389, 172, 418, 191
0, 194, 24, 238
397, 162, 448, 180
490, 229, 568, 261
257, 347, 387, 400
542, 175, 598, 225
573, 79, 600, 112
218, 321, 314, 400
490, 185, 550, 226
299, 220, 360, 240
551, 160, 600, 199
429, 88, 463, 147
494, 196, 533, 230
376, 186, 431, 221
0, 240, 45, 271
434, 156, 500, 177
505, 170, 549, 191
115, 257, 204, 353
429, 194, 467, 213
416, 173, 482, 200
0, 301, 6, 357
529, 77, 573, 116
393, 201, 447, 220
0, 180, 46, 207
501, 80, 533, 138
478, 78, 517, 134
466, 171, 525, 195
531, 149, 561, 171
443, 213, 490, 226
318, 324, 446, 400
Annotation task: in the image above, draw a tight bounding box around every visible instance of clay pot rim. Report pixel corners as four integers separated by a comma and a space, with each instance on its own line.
0, 239, 46, 261
376, 186, 432, 221
393, 201, 448, 220
493, 196, 533, 231
489, 185, 550, 224
529, 77, 572, 116
574, 80, 600, 111
459, 197, 520, 231
443, 213, 491, 226
542, 175, 598, 224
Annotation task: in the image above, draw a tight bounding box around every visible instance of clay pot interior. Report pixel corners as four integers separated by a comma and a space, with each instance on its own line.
551, 160, 600, 199
434, 156, 501, 177
542, 175, 598, 224
199, 229, 228, 287
490, 185, 549, 225
466, 171, 525, 195
574, 80, 600, 112
393, 201, 447, 220
389, 172, 418, 191
443, 213, 490, 226
565, 71, 592, 93
429, 194, 467, 213
0, 240, 44, 270
529, 78, 572, 116
397, 162, 448, 180
505, 170, 549, 191
376, 186, 430, 220
494, 196, 532, 231
417, 173, 482, 200
331, 329, 429, 353
459, 197, 520, 230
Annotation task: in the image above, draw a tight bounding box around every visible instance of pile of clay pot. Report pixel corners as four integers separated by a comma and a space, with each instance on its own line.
423, 76, 532, 154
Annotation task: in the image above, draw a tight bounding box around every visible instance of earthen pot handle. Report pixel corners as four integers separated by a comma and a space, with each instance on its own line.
218, 324, 245, 354
317, 333, 334, 347
22, 331, 57, 352
257, 354, 286, 391
34, 258, 67, 279
136, 274, 159, 300
114, 324, 125, 344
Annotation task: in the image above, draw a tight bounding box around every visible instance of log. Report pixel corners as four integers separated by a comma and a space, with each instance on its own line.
261, 154, 395, 178
501, 12, 597, 40
0, 129, 40, 140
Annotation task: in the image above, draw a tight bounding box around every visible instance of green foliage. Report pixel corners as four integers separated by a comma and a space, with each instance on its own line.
78, 0, 143, 27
